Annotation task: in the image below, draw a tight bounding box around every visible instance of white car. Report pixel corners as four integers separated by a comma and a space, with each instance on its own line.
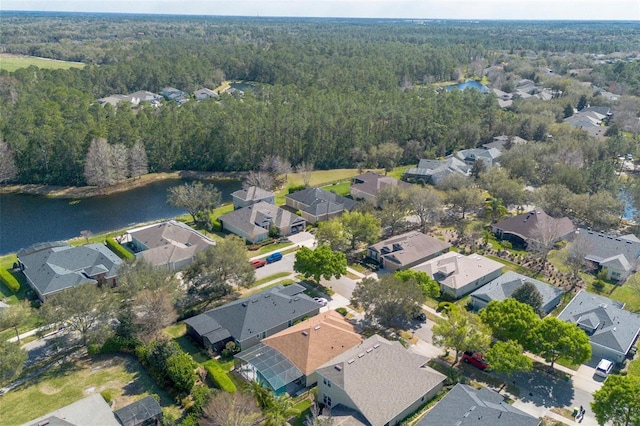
313, 297, 328, 306
595, 359, 614, 378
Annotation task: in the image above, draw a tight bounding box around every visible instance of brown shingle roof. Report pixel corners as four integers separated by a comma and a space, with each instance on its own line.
262, 311, 363, 375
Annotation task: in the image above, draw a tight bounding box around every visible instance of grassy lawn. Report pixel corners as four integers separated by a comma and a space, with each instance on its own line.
627, 356, 640, 377
555, 357, 580, 371
253, 272, 291, 286
162, 323, 210, 364
0, 354, 179, 426
0, 54, 85, 72
608, 273, 640, 313
250, 241, 294, 257
241, 279, 295, 298
290, 399, 313, 425
485, 255, 539, 278
0, 270, 29, 305
320, 181, 351, 197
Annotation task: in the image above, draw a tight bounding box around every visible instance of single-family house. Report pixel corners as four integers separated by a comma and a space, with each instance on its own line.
415, 252, 504, 299
184, 284, 320, 352
367, 231, 451, 271
403, 157, 471, 185
571, 229, 640, 282
126, 220, 215, 271
218, 201, 306, 244
17, 241, 122, 302
97, 90, 161, 108
557, 290, 640, 363
194, 88, 219, 101
235, 311, 363, 396
114, 396, 163, 426
231, 186, 275, 210
285, 187, 358, 224
483, 135, 527, 152
316, 335, 446, 426
491, 209, 575, 249
416, 383, 541, 426
350, 171, 411, 203
454, 147, 502, 168
23, 394, 120, 426
470, 271, 564, 315
160, 87, 189, 104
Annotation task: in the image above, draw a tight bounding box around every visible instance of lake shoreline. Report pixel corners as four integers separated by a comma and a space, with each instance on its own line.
0, 170, 245, 199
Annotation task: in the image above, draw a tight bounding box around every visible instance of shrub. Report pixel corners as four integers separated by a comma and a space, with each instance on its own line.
437, 301, 453, 313
221, 341, 240, 358
203, 360, 237, 393
179, 414, 199, 426
336, 307, 348, 316
105, 238, 134, 260
166, 352, 197, 393
593, 279, 605, 293
101, 390, 114, 404
188, 384, 212, 413
288, 184, 306, 193
0, 268, 20, 293
500, 240, 512, 250
101, 336, 138, 354
87, 343, 102, 357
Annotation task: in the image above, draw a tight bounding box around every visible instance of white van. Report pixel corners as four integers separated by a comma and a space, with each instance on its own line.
595, 359, 614, 378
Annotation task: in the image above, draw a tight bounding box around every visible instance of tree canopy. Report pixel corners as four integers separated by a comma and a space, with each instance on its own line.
167, 181, 222, 223
432, 308, 491, 365
591, 374, 640, 426
529, 316, 591, 370
293, 245, 347, 285
479, 298, 541, 345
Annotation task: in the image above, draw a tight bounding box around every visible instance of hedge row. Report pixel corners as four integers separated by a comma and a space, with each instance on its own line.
0, 268, 20, 293
203, 360, 236, 393
105, 238, 135, 260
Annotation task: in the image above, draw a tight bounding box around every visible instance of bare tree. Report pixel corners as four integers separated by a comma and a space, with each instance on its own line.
84, 138, 115, 187
296, 161, 315, 187
529, 218, 564, 270
260, 155, 292, 188
200, 391, 262, 426
244, 170, 275, 191
167, 181, 222, 223
128, 140, 148, 180
0, 140, 18, 183
111, 143, 129, 183
406, 185, 442, 232
132, 288, 178, 343
566, 232, 594, 289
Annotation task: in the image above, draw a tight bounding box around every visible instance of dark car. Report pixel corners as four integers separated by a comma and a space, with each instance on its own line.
250, 258, 267, 268
414, 312, 427, 322
266, 252, 283, 263
462, 351, 489, 370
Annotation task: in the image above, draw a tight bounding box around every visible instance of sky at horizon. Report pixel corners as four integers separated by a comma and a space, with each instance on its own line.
2, 0, 640, 21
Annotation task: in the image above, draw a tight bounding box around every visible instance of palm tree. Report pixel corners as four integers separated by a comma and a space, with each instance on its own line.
485, 197, 507, 223
264, 393, 296, 426
245, 380, 272, 410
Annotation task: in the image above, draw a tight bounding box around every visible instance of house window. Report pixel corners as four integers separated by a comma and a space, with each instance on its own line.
323, 395, 332, 407
323, 378, 327, 385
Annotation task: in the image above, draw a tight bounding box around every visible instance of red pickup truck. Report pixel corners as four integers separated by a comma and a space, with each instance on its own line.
462, 351, 489, 370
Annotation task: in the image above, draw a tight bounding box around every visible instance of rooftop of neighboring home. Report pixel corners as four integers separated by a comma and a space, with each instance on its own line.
194, 87, 219, 100
492, 209, 575, 243
114, 395, 163, 426
482, 135, 527, 152
316, 335, 446, 426
97, 90, 161, 107
17, 241, 122, 299
219, 201, 305, 239
572, 228, 640, 272
405, 157, 471, 184
557, 290, 640, 358
262, 310, 363, 376
184, 283, 320, 347
470, 271, 564, 314
350, 171, 411, 197
415, 251, 503, 291
454, 147, 502, 166
127, 220, 215, 268
368, 231, 451, 269
23, 394, 120, 426
231, 186, 275, 202
416, 383, 541, 426
286, 187, 358, 214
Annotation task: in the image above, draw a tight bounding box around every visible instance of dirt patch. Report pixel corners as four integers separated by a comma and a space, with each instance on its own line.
39, 383, 61, 395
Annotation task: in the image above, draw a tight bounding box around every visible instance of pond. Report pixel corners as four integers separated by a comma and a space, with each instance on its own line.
0, 178, 242, 255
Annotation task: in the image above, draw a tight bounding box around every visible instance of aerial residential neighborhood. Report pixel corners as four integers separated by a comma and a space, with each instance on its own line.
1, 11, 640, 426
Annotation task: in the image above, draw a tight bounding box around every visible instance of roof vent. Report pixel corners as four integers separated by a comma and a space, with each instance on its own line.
314, 326, 321, 330
242, 302, 248, 307
302, 331, 308, 336
366, 348, 373, 353
373, 343, 380, 349
347, 359, 355, 364
334, 365, 342, 371
358, 352, 365, 358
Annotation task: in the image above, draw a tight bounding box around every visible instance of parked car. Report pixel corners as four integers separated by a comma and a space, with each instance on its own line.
250, 258, 267, 268
266, 252, 283, 263
462, 351, 489, 370
595, 359, 614, 378
313, 297, 328, 306
414, 312, 427, 322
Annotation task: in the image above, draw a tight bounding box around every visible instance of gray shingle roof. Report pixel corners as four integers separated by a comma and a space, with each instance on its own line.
416, 384, 540, 426
184, 284, 320, 347
405, 157, 471, 184
18, 243, 122, 298
492, 210, 574, 244
557, 290, 640, 357
219, 201, 305, 240
231, 186, 274, 202
470, 271, 564, 313
368, 231, 451, 268
572, 228, 640, 273
286, 187, 357, 215
317, 335, 445, 426
350, 172, 411, 198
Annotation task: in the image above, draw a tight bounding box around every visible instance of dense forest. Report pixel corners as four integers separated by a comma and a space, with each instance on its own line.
0, 13, 639, 187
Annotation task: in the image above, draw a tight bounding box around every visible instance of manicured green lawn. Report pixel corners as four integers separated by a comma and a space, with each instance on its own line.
320, 181, 351, 197
253, 241, 294, 256
0, 54, 85, 72
608, 273, 640, 313
0, 355, 178, 425
253, 272, 291, 286
627, 356, 640, 377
